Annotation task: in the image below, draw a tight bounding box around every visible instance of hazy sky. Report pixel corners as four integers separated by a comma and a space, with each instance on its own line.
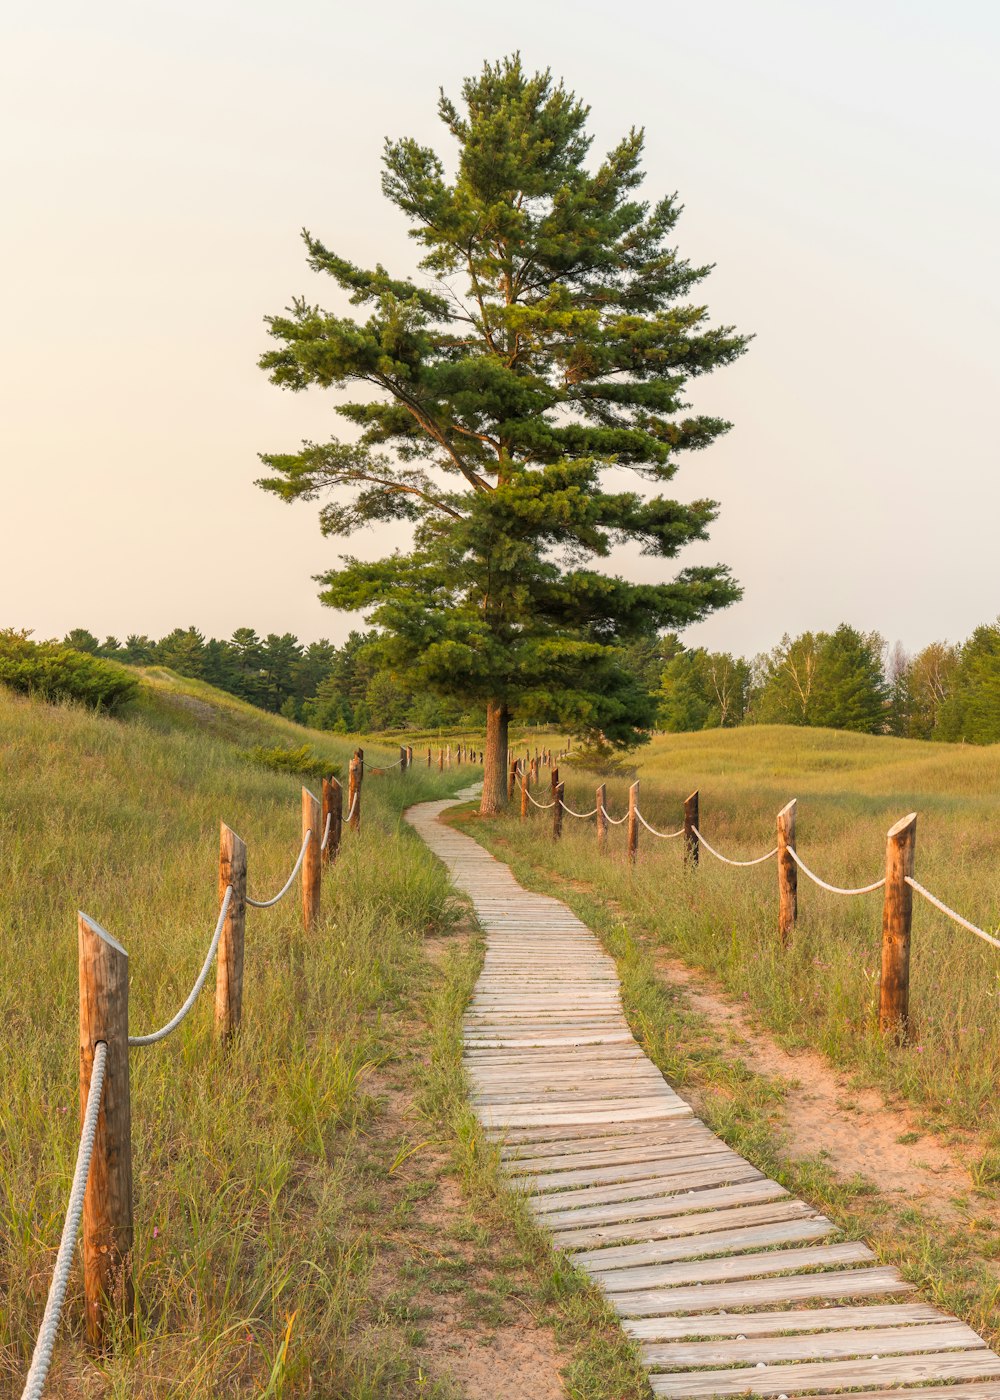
3, 0, 998, 658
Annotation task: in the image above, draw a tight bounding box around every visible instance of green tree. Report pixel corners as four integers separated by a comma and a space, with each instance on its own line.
155, 626, 207, 679
63, 628, 100, 655
258, 56, 747, 811
756, 626, 887, 733
908, 640, 959, 739
659, 647, 751, 731
756, 632, 820, 725
937, 623, 1000, 743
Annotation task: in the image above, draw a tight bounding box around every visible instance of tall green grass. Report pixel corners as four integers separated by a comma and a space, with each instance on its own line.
0, 682, 463, 1397
493, 725, 1000, 1143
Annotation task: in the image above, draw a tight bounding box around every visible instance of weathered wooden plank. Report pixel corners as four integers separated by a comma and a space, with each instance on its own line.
571, 1217, 836, 1271
612, 1267, 913, 1318
507, 1139, 732, 1174
529, 1162, 765, 1211
541, 1180, 788, 1231
552, 1197, 812, 1248
623, 1302, 946, 1342
647, 1351, 1000, 1398
642, 1320, 981, 1368
590, 1241, 876, 1293
526, 1150, 749, 1192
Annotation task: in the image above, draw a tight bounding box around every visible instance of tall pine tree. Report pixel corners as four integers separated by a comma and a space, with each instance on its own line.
259, 56, 748, 811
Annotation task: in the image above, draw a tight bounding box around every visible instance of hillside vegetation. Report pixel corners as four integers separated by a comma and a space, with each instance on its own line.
0, 672, 467, 1396
496, 725, 1000, 1143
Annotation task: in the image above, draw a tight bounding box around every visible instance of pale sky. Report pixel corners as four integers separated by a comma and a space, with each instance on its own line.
3, 0, 998, 659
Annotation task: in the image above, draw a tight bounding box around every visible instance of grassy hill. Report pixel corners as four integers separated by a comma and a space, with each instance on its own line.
0, 673, 463, 1396
487, 724, 1000, 1143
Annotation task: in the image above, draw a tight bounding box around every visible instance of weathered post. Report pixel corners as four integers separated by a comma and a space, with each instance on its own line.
553, 782, 565, 840
355, 746, 364, 781
550, 765, 559, 797
521, 768, 529, 821
406, 745, 413, 769
348, 755, 362, 832
879, 813, 917, 1042
399, 744, 408, 772
508, 757, 518, 801
215, 823, 247, 1041
777, 799, 797, 944
427, 746, 432, 767
627, 781, 639, 865
322, 775, 343, 865
596, 783, 607, 853
301, 787, 321, 931
78, 913, 134, 1346
438, 748, 444, 771
684, 789, 700, 867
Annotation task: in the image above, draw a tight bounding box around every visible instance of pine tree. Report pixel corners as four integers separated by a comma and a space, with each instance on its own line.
258, 56, 748, 810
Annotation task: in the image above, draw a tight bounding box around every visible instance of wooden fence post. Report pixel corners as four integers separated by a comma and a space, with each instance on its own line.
627, 781, 639, 865
301, 787, 321, 931
596, 783, 607, 853
438, 748, 444, 771
777, 799, 797, 944
553, 782, 565, 840
550, 765, 559, 796
399, 744, 408, 772
215, 823, 247, 1041
406, 745, 413, 769
348, 755, 362, 832
427, 746, 431, 767
521, 769, 529, 821
78, 913, 134, 1346
508, 758, 518, 801
879, 812, 917, 1042
322, 776, 343, 865
355, 747, 364, 781
684, 789, 699, 867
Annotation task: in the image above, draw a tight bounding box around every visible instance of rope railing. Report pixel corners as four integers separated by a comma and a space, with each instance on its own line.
599, 803, 629, 826
19, 1042, 107, 1400
245, 831, 312, 909
129, 886, 234, 1046
906, 877, 1000, 951
16, 736, 428, 1391
786, 846, 885, 897
560, 799, 599, 819
525, 789, 557, 810
691, 826, 778, 868
635, 809, 685, 840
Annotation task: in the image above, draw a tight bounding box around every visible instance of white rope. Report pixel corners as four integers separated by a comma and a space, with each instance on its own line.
560, 800, 599, 819
906, 877, 1000, 951
20, 1042, 107, 1400
246, 831, 312, 909
635, 810, 685, 839
319, 811, 332, 852
692, 827, 777, 868
786, 846, 885, 896
600, 804, 629, 826
525, 789, 557, 810
345, 791, 358, 823
129, 886, 234, 1045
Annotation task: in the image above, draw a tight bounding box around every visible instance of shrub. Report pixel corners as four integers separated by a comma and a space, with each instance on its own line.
0, 629, 139, 713
247, 742, 330, 780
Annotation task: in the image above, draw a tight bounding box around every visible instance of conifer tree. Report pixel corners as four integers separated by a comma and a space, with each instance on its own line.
258, 56, 748, 811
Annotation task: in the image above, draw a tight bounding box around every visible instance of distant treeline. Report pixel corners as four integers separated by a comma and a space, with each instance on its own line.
62, 627, 476, 731
645, 623, 1000, 742
61, 620, 1000, 744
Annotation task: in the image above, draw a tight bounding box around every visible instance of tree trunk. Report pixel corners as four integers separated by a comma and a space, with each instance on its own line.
480, 701, 510, 814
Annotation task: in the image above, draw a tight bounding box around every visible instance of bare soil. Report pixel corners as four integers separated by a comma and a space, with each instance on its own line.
651, 950, 981, 1224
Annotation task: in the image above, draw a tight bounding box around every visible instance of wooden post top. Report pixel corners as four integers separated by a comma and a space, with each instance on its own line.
78, 912, 128, 960
888, 812, 918, 840
778, 798, 797, 819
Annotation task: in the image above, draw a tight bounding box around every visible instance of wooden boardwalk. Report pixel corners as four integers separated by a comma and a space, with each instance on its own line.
407, 795, 1000, 1398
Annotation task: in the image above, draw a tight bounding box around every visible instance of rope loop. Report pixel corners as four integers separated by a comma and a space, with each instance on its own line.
599, 804, 629, 826
692, 827, 777, 868
319, 811, 332, 852
246, 830, 312, 908
525, 789, 557, 810
786, 846, 885, 896
635, 809, 685, 840
559, 799, 599, 819
129, 886, 234, 1046
906, 876, 1000, 950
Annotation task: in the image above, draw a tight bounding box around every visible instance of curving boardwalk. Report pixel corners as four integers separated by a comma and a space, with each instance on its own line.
407, 795, 1000, 1398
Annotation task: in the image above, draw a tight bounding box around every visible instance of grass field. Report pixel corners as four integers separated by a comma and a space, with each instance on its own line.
486, 725, 1000, 1147
0, 675, 645, 1399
